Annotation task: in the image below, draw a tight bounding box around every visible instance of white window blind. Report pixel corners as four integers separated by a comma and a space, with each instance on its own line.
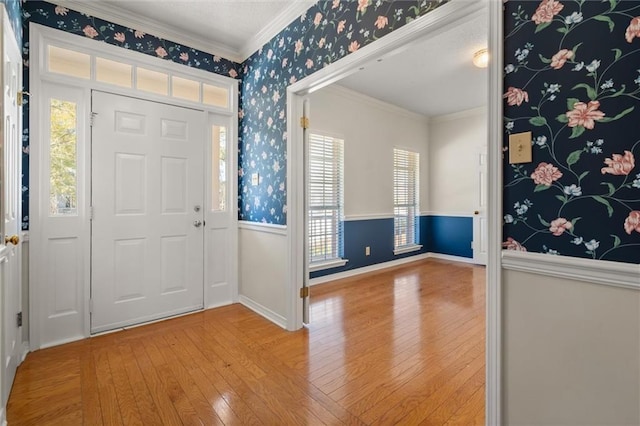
394, 148, 419, 249
308, 133, 344, 263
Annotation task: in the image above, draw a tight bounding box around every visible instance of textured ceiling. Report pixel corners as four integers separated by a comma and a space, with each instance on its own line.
337, 11, 488, 117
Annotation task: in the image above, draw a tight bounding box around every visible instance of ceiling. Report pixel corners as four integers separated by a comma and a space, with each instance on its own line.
74, 1, 487, 117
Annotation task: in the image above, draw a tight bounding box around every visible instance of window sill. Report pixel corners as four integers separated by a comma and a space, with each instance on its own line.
394, 244, 423, 256
309, 258, 348, 272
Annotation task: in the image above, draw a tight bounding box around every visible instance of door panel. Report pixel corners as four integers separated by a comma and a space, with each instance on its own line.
1, 7, 22, 407
91, 91, 205, 333
473, 147, 488, 265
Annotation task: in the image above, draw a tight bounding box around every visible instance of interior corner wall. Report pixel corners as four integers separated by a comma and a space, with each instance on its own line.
502, 269, 640, 426
428, 107, 486, 214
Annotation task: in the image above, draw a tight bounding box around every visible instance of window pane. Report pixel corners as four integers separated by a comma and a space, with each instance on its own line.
49, 99, 78, 216
172, 76, 200, 102
48, 46, 90, 79
211, 125, 226, 211
203, 84, 229, 108
393, 148, 419, 248
137, 67, 168, 95
96, 57, 132, 87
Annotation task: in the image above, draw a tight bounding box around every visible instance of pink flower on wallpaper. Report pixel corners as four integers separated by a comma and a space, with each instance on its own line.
566, 100, 605, 129
305, 58, 314, 69
266, 49, 273, 60
213, 55, 221, 62
532, 0, 564, 25
294, 39, 304, 55
54, 6, 68, 15
134, 30, 145, 38
625, 17, 640, 43
502, 237, 527, 251
375, 16, 389, 30
267, 117, 273, 128
314, 12, 323, 27
332, 0, 340, 8
282, 58, 288, 68
114, 32, 125, 43
601, 150, 635, 176
179, 52, 189, 62
318, 37, 326, 48
357, 0, 370, 13
550, 49, 573, 69
155, 46, 168, 58
348, 41, 360, 53
82, 25, 98, 38
530, 162, 563, 186
549, 218, 572, 236
272, 90, 280, 103
337, 20, 346, 34
228, 69, 238, 78
503, 87, 529, 106
624, 211, 640, 234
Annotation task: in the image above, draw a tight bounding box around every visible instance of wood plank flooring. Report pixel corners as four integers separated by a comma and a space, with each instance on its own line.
8, 258, 486, 425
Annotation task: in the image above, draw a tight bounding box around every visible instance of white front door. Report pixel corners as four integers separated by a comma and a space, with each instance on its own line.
473, 146, 488, 265
91, 91, 205, 333
1, 5, 23, 407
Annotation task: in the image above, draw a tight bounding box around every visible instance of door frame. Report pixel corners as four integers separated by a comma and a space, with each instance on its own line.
285, 0, 502, 423
28, 24, 239, 349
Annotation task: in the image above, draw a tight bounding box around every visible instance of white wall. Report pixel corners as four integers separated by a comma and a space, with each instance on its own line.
428, 107, 486, 214
309, 85, 430, 217
238, 224, 287, 327
503, 269, 640, 425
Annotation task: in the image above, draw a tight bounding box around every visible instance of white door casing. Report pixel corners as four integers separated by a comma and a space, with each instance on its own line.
1, 4, 23, 409
91, 91, 205, 333
473, 146, 488, 265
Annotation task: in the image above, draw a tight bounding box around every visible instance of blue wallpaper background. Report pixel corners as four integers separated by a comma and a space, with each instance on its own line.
0, 0, 21, 45
503, 0, 640, 263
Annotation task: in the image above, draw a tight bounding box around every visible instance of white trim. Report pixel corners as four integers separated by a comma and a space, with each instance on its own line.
20, 231, 29, 243
327, 84, 428, 121
238, 220, 287, 236
238, 296, 287, 329
239, 1, 316, 60
394, 244, 423, 256
428, 105, 487, 124
56, 0, 242, 63
427, 252, 477, 264
486, 0, 503, 423
344, 213, 393, 221
20, 342, 29, 363
0, 407, 5, 426
309, 258, 348, 272
424, 211, 474, 218
309, 253, 431, 285
502, 251, 640, 291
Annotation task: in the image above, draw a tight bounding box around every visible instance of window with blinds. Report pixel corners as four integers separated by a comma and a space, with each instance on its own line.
394, 148, 420, 250
308, 133, 344, 264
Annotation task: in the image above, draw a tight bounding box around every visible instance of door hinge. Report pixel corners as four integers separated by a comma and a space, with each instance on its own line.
90, 112, 98, 127
16, 312, 22, 327
300, 116, 309, 129
299, 287, 309, 298
89, 206, 94, 220
17, 91, 30, 106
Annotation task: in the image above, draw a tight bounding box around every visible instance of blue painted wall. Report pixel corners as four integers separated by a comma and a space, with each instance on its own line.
310, 215, 473, 279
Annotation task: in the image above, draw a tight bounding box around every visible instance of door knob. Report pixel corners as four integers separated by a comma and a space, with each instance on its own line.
5, 235, 19, 245
193, 220, 202, 228
474, 211, 480, 215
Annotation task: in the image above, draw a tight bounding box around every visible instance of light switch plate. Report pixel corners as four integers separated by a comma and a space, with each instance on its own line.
509, 131, 532, 164
251, 173, 259, 186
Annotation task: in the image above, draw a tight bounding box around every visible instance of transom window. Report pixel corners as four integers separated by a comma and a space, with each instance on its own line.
393, 148, 420, 252
308, 133, 344, 265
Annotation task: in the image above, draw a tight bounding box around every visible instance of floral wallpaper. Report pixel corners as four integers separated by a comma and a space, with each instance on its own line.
503, 0, 640, 264
20, 1, 241, 229
238, 0, 448, 223
1, 0, 21, 45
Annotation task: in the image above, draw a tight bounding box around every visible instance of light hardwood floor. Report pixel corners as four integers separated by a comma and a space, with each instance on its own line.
8, 258, 486, 425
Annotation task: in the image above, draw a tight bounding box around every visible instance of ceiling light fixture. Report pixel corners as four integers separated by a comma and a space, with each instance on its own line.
473, 48, 489, 68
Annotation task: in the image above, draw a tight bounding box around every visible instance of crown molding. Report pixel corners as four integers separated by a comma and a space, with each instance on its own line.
326, 84, 429, 122
55, 0, 243, 63
239, 0, 315, 60
428, 105, 487, 124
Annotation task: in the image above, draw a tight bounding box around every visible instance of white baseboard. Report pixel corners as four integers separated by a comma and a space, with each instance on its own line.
238, 295, 287, 329
426, 252, 477, 264
20, 341, 29, 363
309, 252, 477, 285
0, 407, 5, 426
